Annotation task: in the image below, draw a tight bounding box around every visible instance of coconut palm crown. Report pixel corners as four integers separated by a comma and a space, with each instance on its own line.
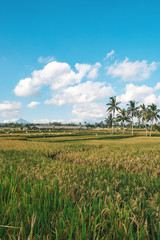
148, 103, 160, 136
105, 113, 113, 128
116, 109, 130, 134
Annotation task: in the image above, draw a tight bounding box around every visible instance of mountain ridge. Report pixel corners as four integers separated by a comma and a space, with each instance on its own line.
14, 119, 29, 124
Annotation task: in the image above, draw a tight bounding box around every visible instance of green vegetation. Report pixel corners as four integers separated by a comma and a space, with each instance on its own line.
106, 96, 160, 136
0, 130, 160, 239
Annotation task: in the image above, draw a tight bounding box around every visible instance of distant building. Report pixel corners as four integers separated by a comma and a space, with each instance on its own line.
28, 125, 89, 131
22, 127, 28, 131
29, 125, 54, 130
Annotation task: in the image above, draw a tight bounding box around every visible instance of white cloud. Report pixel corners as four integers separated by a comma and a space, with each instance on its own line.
32, 119, 64, 124
117, 83, 160, 107
38, 56, 55, 63
144, 94, 158, 106
27, 101, 40, 109
117, 83, 153, 103
106, 50, 115, 59
13, 59, 110, 122
32, 119, 50, 124
1, 110, 20, 118
14, 61, 98, 97
144, 95, 160, 107
0, 101, 21, 111
154, 82, 160, 91
12, 55, 160, 123
71, 102, 107, 122
45, 81, 114, 106
75, 63, 91, 76
51, 119, 65, 123
0, 101, 21, 119
87, 62, 101, 80
14, 78, 41, 97
3, 119, 18, 123
107, 57, 157, 81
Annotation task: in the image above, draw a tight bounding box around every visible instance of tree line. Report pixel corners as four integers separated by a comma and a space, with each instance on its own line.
106, 96, 160, 136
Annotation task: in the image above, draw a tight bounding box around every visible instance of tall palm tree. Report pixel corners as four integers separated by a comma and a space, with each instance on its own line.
116, 109, 130, 134
106, 96, 121, 134
148, 104, 160, 136
139, 104, 149, 136
127, 100, 139, 135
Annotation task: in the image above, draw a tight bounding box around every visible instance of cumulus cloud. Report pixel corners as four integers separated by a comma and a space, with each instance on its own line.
14, 78, 41, 97
27, 101, 40, 109
144, 94, 158, 106
117, 84, 153, 103
45, 81, 114, 106
87, 62, 101, 80
75, 63, 91, 76
0, 101, 21, 111
0, 101, 21, 118
1, 110, 20, 118
154, 82, 160, 91
106, 50, 115, 59
3, 119, 18, 123
107, 57, 157, 81
117, 83, 160, 107
38, 56, 55, 63
71, 102, 107, 122
14, 61, 100, 97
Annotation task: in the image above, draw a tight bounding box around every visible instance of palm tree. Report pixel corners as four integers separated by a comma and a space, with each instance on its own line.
139, 104, 149, 136
105, 113, 113, 132
106, 96, 121, 134
127, 100, 139, 135
136, 109, 142, 129
116, 109, 130, 134
148, 104, 160, 136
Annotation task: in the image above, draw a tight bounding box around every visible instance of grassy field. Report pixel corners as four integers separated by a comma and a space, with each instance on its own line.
0, 130, 160, 239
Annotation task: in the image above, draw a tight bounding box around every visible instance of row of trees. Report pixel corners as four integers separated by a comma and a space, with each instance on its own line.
106, 97, 160, 136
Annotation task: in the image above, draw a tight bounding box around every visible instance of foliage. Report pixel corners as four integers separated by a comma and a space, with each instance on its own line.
105, 114, 113, 127
0, 133, 160, 239
106, 97, 121, 134
106, 97, 160, 136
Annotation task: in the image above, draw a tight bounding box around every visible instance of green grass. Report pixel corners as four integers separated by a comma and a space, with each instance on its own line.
0, 131, 160, 239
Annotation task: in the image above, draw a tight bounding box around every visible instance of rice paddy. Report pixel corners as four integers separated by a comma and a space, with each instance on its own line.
0, 130, 160, 239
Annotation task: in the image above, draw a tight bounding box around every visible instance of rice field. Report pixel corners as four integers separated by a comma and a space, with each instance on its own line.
0, 130, 160, 239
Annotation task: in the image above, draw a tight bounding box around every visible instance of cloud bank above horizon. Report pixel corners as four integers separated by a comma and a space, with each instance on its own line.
2, 51, 160, 123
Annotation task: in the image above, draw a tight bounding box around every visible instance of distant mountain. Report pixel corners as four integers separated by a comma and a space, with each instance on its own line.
14, 119, 29, 124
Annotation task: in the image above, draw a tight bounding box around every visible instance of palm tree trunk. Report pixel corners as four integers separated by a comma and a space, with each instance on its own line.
132, 116, 133, 135
150, 125, 152, 137
145, 122, 147, 137
123, 122, 124, 134
150, 120, 153, 137
112, 110, 115, 134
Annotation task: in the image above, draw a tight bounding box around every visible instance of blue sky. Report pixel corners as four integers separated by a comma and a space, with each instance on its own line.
1, 0, 160, 123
